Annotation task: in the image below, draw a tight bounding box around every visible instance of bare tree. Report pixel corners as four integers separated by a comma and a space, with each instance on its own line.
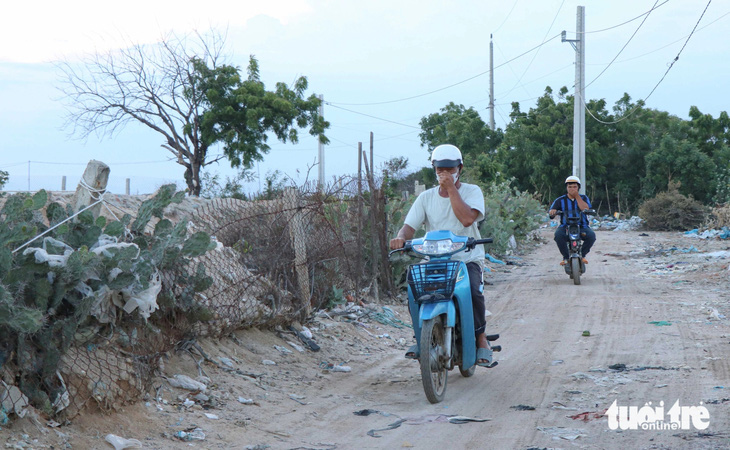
57, 31, 227, 195
57, 30, 327, 196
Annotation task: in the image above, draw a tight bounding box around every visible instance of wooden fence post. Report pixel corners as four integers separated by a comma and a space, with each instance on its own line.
285, 187, 311, 317
71, 160, 109, 220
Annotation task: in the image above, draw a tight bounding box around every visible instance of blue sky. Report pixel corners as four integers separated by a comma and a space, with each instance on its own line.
1, 0, 728, 195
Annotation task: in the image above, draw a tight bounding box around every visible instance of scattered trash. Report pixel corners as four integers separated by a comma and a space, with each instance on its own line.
238, 397, 256, 405
289, 394, 308, 405
274, 345, 293, 354
182, 399, 195, 408
204, 413, 219, 420
105, 434, 142, 449
713, 386, 725, 390
569, 410, 606, 422
262, 360, 277, 365
289, 326, 321, 352
510, 405, 536, 411
485, 254, 506, 265
608, 364, 627, 371
174, 427, 206, 441
551, 360, 564, 366
353, 409, 395, 417
367, 414, 489, 438
219, 357, 234, 368
320, 361, 351, 372
655, 384, 669, 388
537, 426, 587, 440
648, 321, 672, 326
582, 330, 591, 337
166, 374, 207, 393
286, 341, 306, 352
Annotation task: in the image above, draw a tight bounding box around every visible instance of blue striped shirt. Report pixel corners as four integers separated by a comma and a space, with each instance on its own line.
550, 194, 592, 226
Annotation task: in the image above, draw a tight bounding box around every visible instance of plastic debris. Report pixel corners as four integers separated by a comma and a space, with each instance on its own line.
166, 374, 207, 392
537, 426, 587, 440
582, 330, 590, 337
510, 405, 536, 411
262, 360, 277, 365
219, 357, 234, 368
238, 397, 255, 405
174, 428, 205, 441
105, 434, 143, 449
485, 253, 506, 265
274, 345, 293, 354
648, 321, 672, 326
204, 413, 219, 420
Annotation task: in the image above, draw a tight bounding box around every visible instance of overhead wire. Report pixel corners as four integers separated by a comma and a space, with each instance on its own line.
583, 0, 669, 34
498, 0, 566, 101
585, 0, 714, 125
327, 32, 563, 107
584, 0, 661, 91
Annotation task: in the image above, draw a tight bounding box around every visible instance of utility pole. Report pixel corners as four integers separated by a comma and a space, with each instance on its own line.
562, 6, 586, 195
317, 94, 325, 189
488, 34, 495, 131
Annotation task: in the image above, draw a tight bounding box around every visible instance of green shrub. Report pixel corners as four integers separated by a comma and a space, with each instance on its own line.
478, 179, 544, 256
638, 190, 708, 231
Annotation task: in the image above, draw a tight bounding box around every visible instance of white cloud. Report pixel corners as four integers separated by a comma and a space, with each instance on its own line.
1, 0, 313, 63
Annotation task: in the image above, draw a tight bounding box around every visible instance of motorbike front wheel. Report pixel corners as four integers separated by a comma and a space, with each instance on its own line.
419, 317, 448, 403
571, 258, 581, 285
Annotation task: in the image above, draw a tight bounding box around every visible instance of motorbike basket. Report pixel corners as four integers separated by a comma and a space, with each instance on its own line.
408, 260, 460, 304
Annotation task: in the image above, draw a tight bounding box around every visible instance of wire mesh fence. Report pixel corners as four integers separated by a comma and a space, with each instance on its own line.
1, 177, 393, 422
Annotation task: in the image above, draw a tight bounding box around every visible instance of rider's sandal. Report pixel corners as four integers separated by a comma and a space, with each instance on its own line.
476, 347, 497, 368
582, 257, 588, 264
559, 259, 568, 266
405, 345, 419, 360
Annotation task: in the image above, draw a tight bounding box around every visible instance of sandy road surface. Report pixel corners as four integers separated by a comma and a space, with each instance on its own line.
4, 228, 730, 449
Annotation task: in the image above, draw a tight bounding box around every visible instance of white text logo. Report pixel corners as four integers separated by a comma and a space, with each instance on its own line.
606, 400, 710, 430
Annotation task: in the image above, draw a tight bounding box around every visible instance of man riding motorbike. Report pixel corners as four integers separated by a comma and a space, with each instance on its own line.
389, 144, 494, 367
548, 176, 597, 265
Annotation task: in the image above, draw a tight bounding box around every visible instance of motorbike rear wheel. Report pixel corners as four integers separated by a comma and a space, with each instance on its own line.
571, 258, 581, 285
419, 317, 448, 403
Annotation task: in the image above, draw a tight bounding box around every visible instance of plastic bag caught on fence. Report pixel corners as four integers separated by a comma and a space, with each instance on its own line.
123, 272, 161, 320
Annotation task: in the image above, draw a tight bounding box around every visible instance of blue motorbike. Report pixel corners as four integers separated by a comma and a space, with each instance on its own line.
389, 230, 501, 403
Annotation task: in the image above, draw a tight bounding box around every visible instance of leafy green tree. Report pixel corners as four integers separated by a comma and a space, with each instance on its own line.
0, 170, 7, 190
643, 134, 716, 203
418, 102, 503, 183
58, 31, 328, 196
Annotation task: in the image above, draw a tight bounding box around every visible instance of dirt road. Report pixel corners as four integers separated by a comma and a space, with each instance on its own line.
5, 228, 730, 449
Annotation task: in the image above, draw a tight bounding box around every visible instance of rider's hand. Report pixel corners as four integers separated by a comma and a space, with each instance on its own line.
390, 237, 406, 250
548, 209, 557, 219
437, 171, 456, 191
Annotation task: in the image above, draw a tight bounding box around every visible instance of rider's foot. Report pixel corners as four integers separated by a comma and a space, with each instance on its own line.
405, 345, 418, 359
559, 259, 568, 266
582, 257, 588, 264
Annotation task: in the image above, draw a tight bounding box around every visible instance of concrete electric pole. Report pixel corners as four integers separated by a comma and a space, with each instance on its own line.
488, 34, 495, 131
562, 6, 586, 195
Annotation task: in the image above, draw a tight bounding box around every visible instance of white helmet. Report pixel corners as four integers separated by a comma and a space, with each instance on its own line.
565, 175, 581, 186
430, 144, 463, 168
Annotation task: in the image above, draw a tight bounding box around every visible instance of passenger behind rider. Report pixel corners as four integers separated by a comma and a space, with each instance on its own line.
548, 176, 597, 265
389, 144, 494, 367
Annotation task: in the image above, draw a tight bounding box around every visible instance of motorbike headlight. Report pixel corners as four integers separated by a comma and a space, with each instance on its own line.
412, 239, 465, 256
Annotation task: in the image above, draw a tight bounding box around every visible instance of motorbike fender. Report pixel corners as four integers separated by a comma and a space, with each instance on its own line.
419, 302, 455, 326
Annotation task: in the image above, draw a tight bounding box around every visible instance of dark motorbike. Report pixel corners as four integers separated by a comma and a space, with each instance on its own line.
554, 209, 596, 285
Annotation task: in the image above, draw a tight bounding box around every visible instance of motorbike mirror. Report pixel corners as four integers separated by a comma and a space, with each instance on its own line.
583, 209, 596, 216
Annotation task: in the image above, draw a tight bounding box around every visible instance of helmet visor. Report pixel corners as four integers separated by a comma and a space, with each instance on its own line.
432, 159, 461, 168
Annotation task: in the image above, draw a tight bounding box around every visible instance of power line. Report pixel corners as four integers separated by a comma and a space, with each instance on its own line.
586, 0, 713, 126
583, 1, 669, 34
584, 0, 661, 91
589, 10, 730, 65
327, 32, 563, 107
493, 0, 520, 34
498, 0, 566, 102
